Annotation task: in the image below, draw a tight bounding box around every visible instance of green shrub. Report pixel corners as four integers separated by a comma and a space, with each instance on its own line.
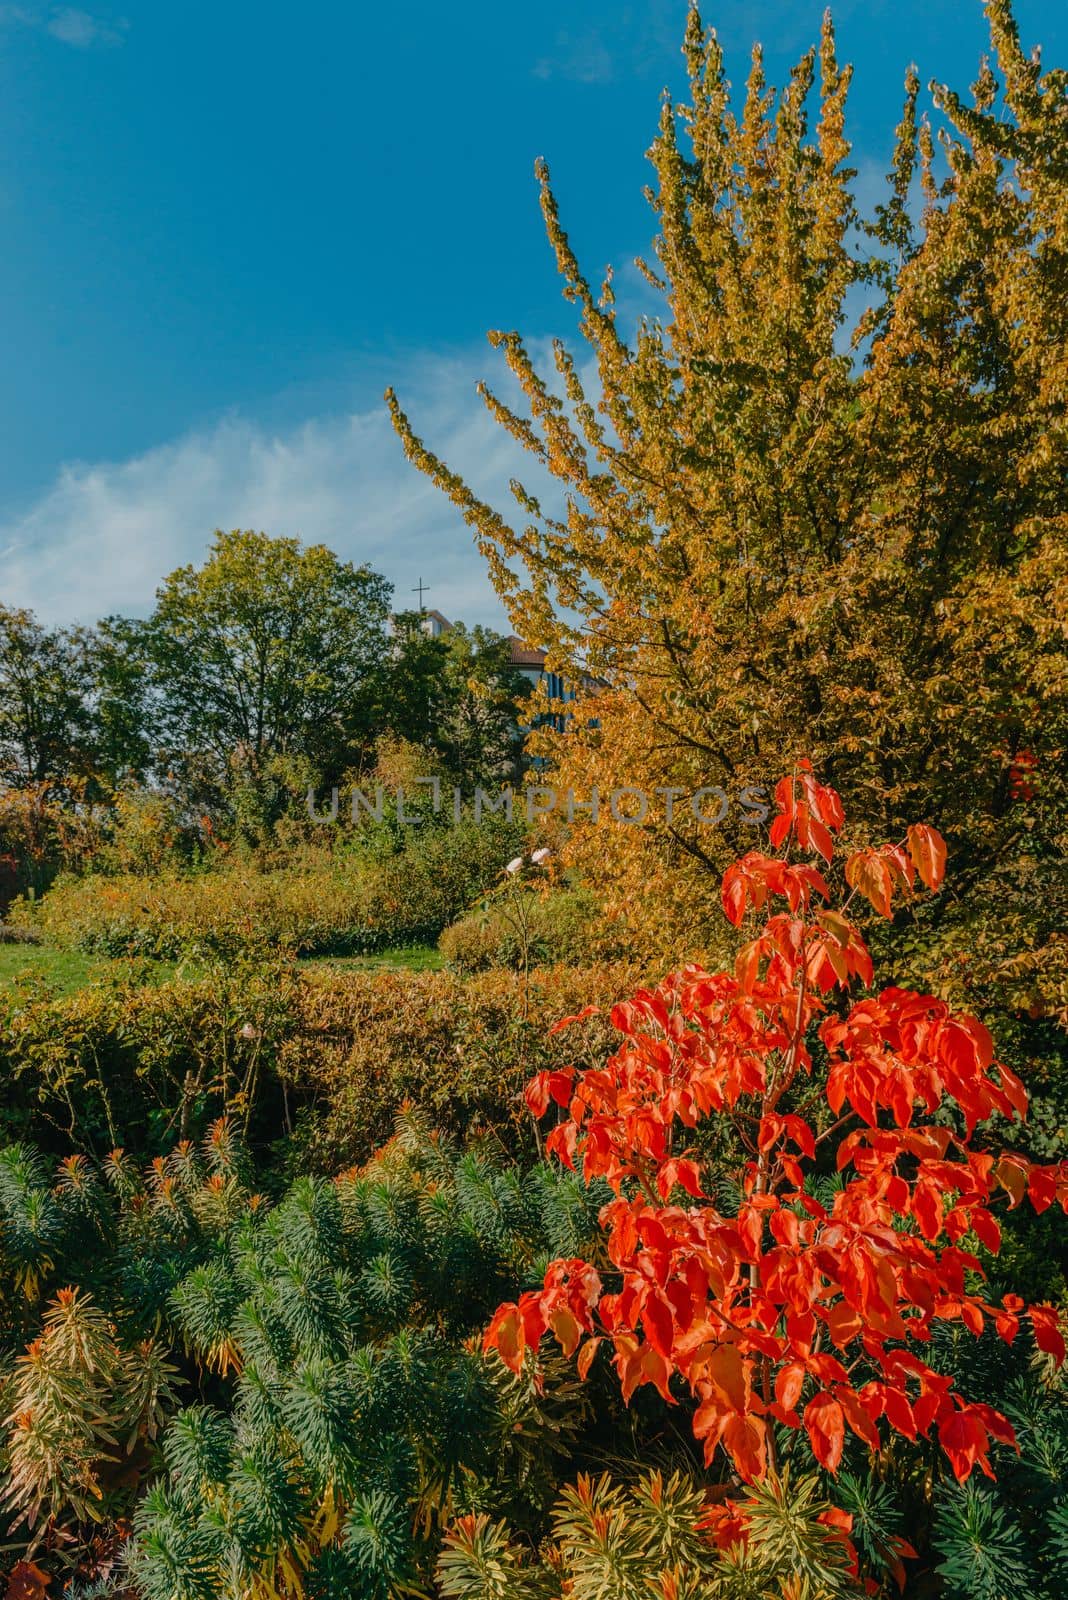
439, 888, 631, 973
11, 816, 523, 960
278, 960, 644, 1173
99, 786, 203, 875
440, 1469, 867, 1600
0, 1117, 625, 1590
0, 957, 644, 1166
0, 951, 301, 1154
0, 1125, 250, 1554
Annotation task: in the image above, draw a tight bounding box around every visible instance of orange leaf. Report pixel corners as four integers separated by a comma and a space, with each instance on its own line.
706, 1344, 750, 1413
549, 1306, 582, 1357
576, 1337, 602, 1380
845, 849, 894, 918
776, 1360, 806, 1414
484, 1304, 524, 1370
994, 1154, 1029, 1208
907, 824, 947, 891
722, 1412, 768, 1482
4, 1565, 49, 1600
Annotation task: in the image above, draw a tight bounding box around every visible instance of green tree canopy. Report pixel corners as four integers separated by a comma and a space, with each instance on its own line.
0, 605, 95, 788
142, 529, 392, 785
384, 613, 533, 788
437, 622, 532, 786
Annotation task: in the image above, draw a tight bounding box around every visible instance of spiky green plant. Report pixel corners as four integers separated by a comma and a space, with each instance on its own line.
125, 1114, 614, 1600
439, 1468, 866, 1600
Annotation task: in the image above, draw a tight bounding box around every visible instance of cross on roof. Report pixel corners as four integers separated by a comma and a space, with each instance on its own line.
412, 577, 430, 611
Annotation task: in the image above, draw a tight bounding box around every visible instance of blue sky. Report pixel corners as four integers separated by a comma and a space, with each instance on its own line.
1, 0, 1063, 627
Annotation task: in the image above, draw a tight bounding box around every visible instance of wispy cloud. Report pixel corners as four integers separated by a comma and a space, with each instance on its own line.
533, 28, 616, 86
529, 1, 903, 87
47, 7, 125, 47
0, 350, 546, 631
531, 1, 680, 85
0, 3, 126, 48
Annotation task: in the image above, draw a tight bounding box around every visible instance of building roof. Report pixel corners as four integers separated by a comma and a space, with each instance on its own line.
422, 609, 453, 630
507, 635, 548, 668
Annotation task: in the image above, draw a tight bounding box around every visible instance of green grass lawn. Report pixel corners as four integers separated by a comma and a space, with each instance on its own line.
0, 941, 128, 995
299, 944, 444, 975
0, 938, 444, 996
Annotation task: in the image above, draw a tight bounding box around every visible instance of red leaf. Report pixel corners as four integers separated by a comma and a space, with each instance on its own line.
642, 1293, 674, 1360
913, 1183, 943, 1242
971, 1209, 1001, 1254
1030, 1305, 1067, 1364
1028, 1165, 1061, 1214
940, 1407, 993, 1481
805, 1391, 845, 1471
824, 1301, 862, 1348
770, 1209, 800, 1250
722, 865, 749, 926
882, 1386, 917, 1441
840, 1387, 881, 1452
524, 1072, 552, 1118
996, 1061, 1029, 1121
548, 1005, 599, 1035
673, 1158, 705, 1199
735, 939, 762, 992
545, 1120, 579, 1170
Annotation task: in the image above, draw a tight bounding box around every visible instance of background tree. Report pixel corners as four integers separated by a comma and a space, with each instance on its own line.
437, 622, 532, 787
384, 609, 451, 751
0, 604, 96, 788
384, 615, 533, 788
388, 0, 1067, 1040
140, 529, 393, 814
84, 614, 154, 784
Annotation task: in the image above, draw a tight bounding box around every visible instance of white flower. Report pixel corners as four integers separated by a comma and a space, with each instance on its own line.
531, 847, 552, 865
505, 856, 524, 875
238, 1023, 258, 1040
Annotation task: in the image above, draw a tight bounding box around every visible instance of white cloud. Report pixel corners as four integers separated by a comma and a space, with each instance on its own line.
47, 7, 125, 47
530, 1, 685, 85
0, 350, 545, 631
0, 4, 126, 47
533, 28, 616, 85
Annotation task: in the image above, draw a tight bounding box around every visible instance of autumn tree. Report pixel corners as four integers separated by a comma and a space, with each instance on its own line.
388, 1, 1068, 1030
483, 766, 1068, 1592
